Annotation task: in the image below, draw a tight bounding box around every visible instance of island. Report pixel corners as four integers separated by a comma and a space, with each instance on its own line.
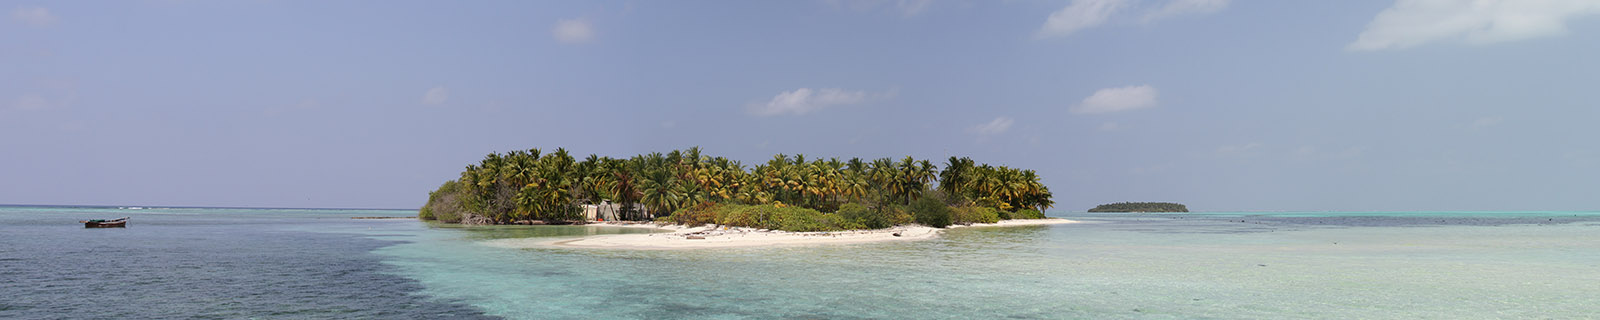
1087, 202, 1189, 213
420, 147, 1070, 248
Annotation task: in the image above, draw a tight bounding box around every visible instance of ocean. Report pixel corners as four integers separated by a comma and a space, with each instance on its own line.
3, 205, 1598, 319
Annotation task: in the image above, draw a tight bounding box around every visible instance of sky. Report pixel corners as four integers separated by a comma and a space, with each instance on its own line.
4, 0, 1600, 211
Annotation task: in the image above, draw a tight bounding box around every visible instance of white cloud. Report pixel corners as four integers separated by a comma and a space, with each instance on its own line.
422, 87, 449, 105
1143, 0, 1229, 23
11, 6, 57, 27
1071, 85, 1158, 114
12, 94, 51, 110
1098, 122, 1121, 131
553, 18, 595, 44
1349, 0, 1600, 51
1037, 0, 1129, 38
969, 117, 1015, 136
1037, 0, 1228, 38
749, 88, 892, 116
1472, 116, 1504, 128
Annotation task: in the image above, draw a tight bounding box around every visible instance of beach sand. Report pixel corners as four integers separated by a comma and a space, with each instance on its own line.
482, 218, 1079, 250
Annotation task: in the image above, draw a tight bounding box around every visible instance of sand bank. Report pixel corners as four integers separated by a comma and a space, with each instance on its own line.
482, 218, 1078, 250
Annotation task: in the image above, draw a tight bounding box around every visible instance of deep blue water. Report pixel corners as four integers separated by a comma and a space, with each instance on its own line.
0, 206, 492, 319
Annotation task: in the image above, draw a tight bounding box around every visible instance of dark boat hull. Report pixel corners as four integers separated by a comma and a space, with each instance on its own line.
82, 217, 129, 228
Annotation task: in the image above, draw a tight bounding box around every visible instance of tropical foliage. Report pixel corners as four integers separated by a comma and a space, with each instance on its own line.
938, 157, 1055, 212
909, 193, 953, 228
420, 147, 1055, 227
952, 206, 1002, 225
1088, 202, 1189, 213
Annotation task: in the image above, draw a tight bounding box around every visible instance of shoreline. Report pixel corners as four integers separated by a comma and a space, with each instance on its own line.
481, 218, 1079, 250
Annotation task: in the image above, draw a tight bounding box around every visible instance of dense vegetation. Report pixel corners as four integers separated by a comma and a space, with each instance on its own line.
1087, 202, 1188, 213
421, 147, 1055, 231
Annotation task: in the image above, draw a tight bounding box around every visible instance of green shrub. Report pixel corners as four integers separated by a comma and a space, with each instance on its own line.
952, 206, 1001, 225
422, 180, 469, 223
662, 202, 727, 226
979, 209, 1001, 224
837, 203, 890, 229
774, 210, 864, 232
910, 196, 952, 228
696, 205, 868, 232
419, 205, 435, 220
715, 204, 769, 229
884, 205, 914, 226
1012, 209, 1046, 219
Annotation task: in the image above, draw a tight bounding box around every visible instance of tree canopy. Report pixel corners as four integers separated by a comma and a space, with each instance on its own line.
420, 147, 1054, 225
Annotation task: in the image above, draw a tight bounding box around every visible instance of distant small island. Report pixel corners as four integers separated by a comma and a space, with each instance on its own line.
1088, 202, 1188, 213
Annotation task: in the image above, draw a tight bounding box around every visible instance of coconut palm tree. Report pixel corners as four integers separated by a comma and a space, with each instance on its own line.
426, 147, 1054, 224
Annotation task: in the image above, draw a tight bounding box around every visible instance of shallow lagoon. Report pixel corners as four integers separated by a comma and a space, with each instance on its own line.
4, 206, 1599, 319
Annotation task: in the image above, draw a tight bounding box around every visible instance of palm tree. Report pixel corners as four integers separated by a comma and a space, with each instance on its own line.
939, 156, 974, 198
428, 147, 1055, 224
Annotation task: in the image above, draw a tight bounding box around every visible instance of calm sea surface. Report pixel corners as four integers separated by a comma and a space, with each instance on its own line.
4, 206, 1600, 319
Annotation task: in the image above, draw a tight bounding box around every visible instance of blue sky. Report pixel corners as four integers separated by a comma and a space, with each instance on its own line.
4, 0, 1599, 211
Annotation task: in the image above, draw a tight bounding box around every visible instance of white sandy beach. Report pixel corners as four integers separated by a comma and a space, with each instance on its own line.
482, 218, 1079, 250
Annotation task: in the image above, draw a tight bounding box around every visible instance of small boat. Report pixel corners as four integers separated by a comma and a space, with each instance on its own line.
81, 217, 129, 228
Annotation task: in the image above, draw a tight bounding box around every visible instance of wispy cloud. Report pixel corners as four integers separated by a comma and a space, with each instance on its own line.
826, 0, 934, 17
1071, 85, 1158, 114
11, 94, 52, 110
1349, 0, 1600, 51
749, 88, 894, 116
1142, 0, 1229, 23
1098, 122, 1122, 131
1037, 0, 1228, 38
1037, 0, 1129, 38
969, 117, 1015, 136
553, 18, 595, 44
422, 87, 449, 105
11, 6, 57, 27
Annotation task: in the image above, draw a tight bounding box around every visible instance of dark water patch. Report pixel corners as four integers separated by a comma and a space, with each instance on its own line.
0, 212, 495, 319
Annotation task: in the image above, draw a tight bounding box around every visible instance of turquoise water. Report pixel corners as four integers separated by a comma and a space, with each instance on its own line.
5, 206, 1600, 319
1149, 210, 1600, 218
